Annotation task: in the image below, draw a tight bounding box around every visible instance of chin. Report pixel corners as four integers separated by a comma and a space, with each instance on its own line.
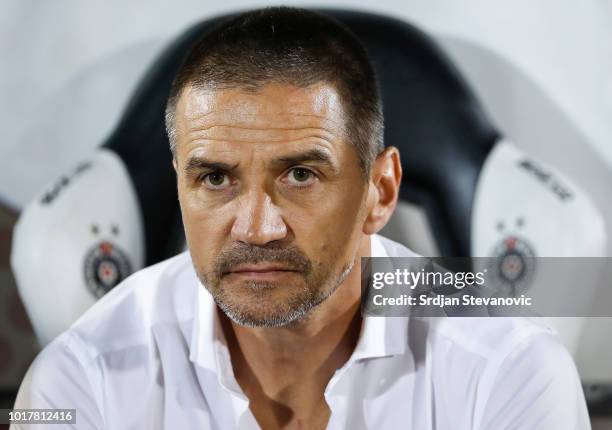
218, 300, 314, 328
214, 281, 327, 328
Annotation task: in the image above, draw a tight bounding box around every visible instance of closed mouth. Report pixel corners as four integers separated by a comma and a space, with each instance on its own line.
225, 264, 299, 277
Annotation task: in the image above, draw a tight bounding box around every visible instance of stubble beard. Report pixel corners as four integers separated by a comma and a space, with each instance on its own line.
197, 248, 357, 328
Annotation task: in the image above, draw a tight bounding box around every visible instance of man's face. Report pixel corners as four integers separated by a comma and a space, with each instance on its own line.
173, 82, 370, 327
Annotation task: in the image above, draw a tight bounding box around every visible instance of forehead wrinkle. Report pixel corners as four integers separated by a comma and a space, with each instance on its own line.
184, 118, 342, 149
184, 139, 337, 159
176, 84, 351, 152
182, 84, 347, 120
187, 123, 338, 133
184, 111, 346, 131
186, 124, 338, 142
184, 133, 337, 148
187, 123, 338, 132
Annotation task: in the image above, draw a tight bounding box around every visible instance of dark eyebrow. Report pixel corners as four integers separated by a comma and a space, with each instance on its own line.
271, 148, 338, 173
183, 156, 238, 177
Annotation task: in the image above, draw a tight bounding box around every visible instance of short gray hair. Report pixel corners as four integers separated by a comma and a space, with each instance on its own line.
165, 7, 384, 175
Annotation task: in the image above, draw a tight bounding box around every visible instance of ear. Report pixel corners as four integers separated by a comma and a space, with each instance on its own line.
172, 158, 178, 174
362, 146, 402, 235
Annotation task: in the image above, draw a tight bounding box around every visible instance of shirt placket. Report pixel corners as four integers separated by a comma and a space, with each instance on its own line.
323, 358, 359, 430
215, 338, 261, 430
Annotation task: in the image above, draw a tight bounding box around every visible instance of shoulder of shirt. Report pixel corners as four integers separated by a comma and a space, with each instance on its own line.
52, 251, 197, 363
374, 234, 561, 360
378, 233, 582, 424
415, 316, 559, 360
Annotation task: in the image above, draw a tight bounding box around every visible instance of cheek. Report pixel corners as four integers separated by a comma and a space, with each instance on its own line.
288, 185, 366, 262
178, 190, 233, 268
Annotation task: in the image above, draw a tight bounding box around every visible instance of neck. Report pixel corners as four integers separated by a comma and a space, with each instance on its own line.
219, 235, 371, 428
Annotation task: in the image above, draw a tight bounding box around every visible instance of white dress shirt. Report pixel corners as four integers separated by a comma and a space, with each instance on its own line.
13, 234, 590, 429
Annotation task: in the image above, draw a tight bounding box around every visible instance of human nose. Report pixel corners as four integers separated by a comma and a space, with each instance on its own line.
230, 188, 288, 245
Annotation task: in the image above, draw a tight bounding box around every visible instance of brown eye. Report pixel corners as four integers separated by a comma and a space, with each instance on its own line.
292, 168, 311, 182
203, 172, 229, 189
286, 167, 316, 187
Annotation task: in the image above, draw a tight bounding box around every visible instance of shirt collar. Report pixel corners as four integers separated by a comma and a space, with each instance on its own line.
189, 234, 408, 374
189, 277, 219, 372
351, 234, 408, 361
